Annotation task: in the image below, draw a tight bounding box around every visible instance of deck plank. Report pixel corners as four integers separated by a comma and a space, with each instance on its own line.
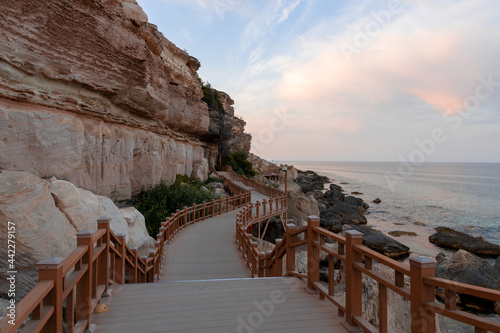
93, 278, 347, 333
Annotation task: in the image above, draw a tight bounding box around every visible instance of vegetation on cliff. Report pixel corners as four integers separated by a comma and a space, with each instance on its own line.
135, 175, 218, 237
199, 78, 224, 111
222, 149, 258, 178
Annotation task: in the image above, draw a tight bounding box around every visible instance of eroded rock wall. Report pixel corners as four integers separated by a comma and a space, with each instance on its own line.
0, 0, 215, 198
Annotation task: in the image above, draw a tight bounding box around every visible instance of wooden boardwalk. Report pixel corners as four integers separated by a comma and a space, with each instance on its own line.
92, 183, 347, 332
93, 278, 345, 333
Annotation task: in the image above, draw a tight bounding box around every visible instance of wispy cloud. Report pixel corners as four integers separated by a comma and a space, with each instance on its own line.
241, 0, 301, 53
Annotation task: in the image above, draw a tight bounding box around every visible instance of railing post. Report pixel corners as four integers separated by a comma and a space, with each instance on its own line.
265, 250, 273, 277
286, 224, 296, 275
154, 241, 161, 279
305, 216, 320, 293
251, 242, 258, 277
140, 256, 148, 283
115, 234, 126, 284
76, 230, 93, 328
258, 252, 266, 277
97, 217, 110, 292
129, 247, 138, 283
255, 201, 260, 217
37, 257, 64, 333
148, 250, 155, 282
202, 201, 206, 219
275, 239, 283, 277
344, 230, 364, 331
410, 257, 436, 333
183, 207, 188, 227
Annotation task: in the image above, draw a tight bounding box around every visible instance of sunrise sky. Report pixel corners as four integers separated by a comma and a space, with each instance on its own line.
136, 0, 500, 162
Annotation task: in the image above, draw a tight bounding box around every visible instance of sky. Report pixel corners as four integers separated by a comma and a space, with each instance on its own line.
136, 0, 500, 162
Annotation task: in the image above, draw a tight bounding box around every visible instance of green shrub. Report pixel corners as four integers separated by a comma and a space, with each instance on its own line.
135, 175, 217, 237
205, 176, 224, 184
199, 78, 224, 111
222, 149, 258, 178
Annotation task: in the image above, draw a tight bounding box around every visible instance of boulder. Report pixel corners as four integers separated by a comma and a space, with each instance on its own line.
320, 216, 343, 234
208, 182, 225, 190
323, 202, 367, 225
280, 181, 319, 222
350, 225, 410, 258
372, 198, 382, 203
0, 171, 76, 300
436, 250, 500, 314
0, 171, 154, 300
120, 207, 155, 256
436, 252, 447, 262
429, 227, 500, 256
295, 171, 329, 193
344, 195, 369, 212
50, 180, 129, 238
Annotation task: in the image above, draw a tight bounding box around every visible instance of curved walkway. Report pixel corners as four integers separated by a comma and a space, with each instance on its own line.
159, 187, 269, 281
93, 174, 347, 332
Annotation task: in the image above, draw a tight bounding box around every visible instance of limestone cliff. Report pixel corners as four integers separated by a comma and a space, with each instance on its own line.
0, 0, 249, 199
204, 89, 252, 158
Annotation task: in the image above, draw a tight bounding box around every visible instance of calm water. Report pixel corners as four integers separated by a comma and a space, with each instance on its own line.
286, 161, 500, 258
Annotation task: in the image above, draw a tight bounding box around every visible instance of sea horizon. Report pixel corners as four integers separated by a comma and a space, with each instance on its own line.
282, 160, 500, 259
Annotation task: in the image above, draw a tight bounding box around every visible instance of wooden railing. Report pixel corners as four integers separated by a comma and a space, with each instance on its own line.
0, 181, 251, 333
224, 166, 285, 198
236, 215, 500, 333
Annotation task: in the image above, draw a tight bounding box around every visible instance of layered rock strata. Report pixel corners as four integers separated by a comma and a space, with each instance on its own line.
0, 0, 248, 199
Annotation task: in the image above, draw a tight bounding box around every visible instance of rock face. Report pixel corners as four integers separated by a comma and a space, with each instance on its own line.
429, 227, 500, 256
295, 170, 329, 193
436, 250, 500, 314
0, 171, 154, 300
0, 0, 248, 199
281, 181, 319, 223
204, 90, 252, 157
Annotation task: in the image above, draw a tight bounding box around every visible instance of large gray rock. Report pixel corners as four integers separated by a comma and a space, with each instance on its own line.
349, 225, 410, 258
295, 170, 329, 193
322, 201, 367, 225
0, 171, 154, 300
429, 227, 500, 256
436, 250, 500, 314
344, 195, 369, 212
120, 207, 155, 257
280, 181, 319, 223
0, 171, 76, 300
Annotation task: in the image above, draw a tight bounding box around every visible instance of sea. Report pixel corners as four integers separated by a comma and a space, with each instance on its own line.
285, 161, 500, 259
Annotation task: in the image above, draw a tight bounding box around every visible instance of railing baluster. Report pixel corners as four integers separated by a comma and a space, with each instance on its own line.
410, 257, 436, 333
76, 230, 93, 329
37, 257, 64, 333
344, 230, 363, 329
275, 239, 283, 277
97, 218, 110, 293
306, 216, 320, 293
286, 224, 296, 275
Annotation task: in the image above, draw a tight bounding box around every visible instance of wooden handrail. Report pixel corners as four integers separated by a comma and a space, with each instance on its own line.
1, 171, 254, 333
248, 215, 500, 333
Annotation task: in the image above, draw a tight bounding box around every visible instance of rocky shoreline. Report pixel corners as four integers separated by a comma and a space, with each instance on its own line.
265, 165, 500, 318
